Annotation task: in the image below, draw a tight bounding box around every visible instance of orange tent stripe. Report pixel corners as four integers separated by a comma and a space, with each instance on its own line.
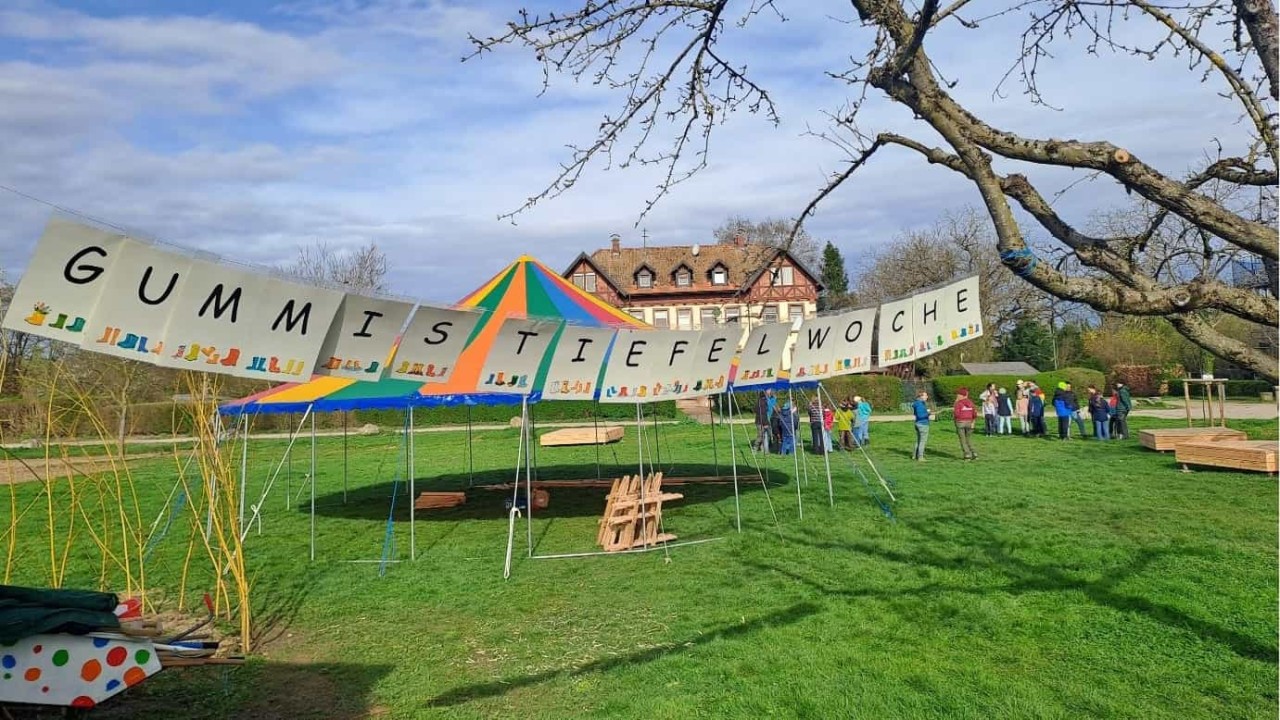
259, 376, 357, 403
422, 262, 529, 395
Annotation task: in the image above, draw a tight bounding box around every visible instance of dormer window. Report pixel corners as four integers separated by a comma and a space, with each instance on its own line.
674, 265, 692, 287
710, 264, 728, 285
770, 266, 794, 287
636, 268, 654, 288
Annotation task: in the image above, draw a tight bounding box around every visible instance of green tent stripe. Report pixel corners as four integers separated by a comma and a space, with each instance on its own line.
474, 264, 517, 314
532, 322, 565, 391
326, 378, 425, 401
523, 262, 561, 319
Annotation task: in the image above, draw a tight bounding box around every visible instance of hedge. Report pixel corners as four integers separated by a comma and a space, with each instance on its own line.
1165, 379, 1276, 398
932, 367, 1106, 404
725, 375, 905, 414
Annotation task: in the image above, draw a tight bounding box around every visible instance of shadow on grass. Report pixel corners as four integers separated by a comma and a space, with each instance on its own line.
759, 519, 1277, 663
306, 463, 788, 522
423, 601, 822, 709
250, 568, 327, 649
80, 661, 393, 720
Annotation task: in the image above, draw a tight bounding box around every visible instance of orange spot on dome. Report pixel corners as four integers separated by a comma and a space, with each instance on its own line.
81, 659, 102, 681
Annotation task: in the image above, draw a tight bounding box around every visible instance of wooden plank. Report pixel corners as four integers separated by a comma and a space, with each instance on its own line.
1176, 441, 1277, 473
1138, 428, 1247, 452
540, 426, 625, 447
413, 492, 467, 511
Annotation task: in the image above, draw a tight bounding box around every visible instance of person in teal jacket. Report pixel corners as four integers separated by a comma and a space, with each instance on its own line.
854, 396, 872, 446
911, 390, 933, 461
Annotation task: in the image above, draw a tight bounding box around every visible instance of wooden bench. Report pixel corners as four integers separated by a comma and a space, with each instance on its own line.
413, 492, 467, 511
539, 426, 624, 447
1175, 440, 1277, 473
1138, 427, 1247, 452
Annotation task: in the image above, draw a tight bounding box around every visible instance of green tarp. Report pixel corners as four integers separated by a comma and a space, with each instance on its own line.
0, 585, 120, 644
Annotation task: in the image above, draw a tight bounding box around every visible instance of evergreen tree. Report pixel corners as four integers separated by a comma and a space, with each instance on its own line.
818, 241, 849, 311
999, 319, 1056, 371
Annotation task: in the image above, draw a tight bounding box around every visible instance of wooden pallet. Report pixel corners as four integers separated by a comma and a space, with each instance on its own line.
481, 476, 737, 491
413, 491, 467, 510
597, 472, 682, 552
1138, 427, 1247, 452
1175, 440, 1278, 473
540, 426, 624, 447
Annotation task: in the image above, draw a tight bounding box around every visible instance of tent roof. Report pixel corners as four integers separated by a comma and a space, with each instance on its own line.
221, 256, 646, 415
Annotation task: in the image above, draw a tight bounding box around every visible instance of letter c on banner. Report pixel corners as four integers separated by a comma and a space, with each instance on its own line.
892, 310, 905, 333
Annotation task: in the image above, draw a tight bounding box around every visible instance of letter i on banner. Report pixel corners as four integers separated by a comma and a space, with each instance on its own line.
2, 217, 126, 343
541, 326, 616, 400
314, 295, 416, 380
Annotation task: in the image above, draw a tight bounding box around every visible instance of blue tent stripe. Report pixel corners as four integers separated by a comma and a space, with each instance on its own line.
532, 270, 597, 324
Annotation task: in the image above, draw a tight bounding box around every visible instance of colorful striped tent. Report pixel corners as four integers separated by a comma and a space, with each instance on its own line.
220, 256, 646, 415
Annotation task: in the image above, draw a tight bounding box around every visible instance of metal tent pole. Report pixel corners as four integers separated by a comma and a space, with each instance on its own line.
238, 413, 249, 530
816, 388, 834, 507
635, 400, 647, 542
787, 389, 803, 520
710, 395, 719, 477
309, 410, 317, 561
523, 397, 533, 556
726, 389, 741, 533
342, 411, 349, 503
409, 405, 416, 561
593, 401, 602, 480
466, 405, 475, 488
286, 412, 293, 509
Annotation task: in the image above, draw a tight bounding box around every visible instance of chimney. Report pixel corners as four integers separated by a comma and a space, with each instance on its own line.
733, 234, 746, 247
610, 233, 621, 255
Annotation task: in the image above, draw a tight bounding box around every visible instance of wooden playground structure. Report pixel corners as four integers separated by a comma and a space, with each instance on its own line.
597, 472, 683, 552
1138, 377, 1277, 474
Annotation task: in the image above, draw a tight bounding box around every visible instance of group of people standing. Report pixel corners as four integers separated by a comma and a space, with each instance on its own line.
912, 379, 1134, 461
752, 388, 873, 456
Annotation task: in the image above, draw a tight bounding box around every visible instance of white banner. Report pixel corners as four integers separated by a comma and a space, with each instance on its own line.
475, 318, 562, 395
315, 295, 416, 381
943, 275, 984, 344
79, 239, 193, 363
2, 217, 126, 343
733, 321, 791, 388
790, 315, 846, 382
911, 286, 950, 360
674, 326, 738, 398
599, 329, 695, 403
159, 260, 344, 379
391, 305, 485, 383
541, 326, 616, 401
877, 297, 915, 368
828, 307, 878, 376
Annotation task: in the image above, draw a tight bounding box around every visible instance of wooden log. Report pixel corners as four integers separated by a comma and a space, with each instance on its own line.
1175, 441, 1277, 473
539, 426, 625, 447
1138, 427, 1247, 452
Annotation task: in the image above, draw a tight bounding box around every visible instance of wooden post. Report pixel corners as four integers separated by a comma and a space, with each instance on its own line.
1183, 379, 1192, 428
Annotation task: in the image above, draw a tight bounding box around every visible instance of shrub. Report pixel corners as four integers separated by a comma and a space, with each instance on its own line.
1110, 365, 1162, 396
1166, 379, 1276, 398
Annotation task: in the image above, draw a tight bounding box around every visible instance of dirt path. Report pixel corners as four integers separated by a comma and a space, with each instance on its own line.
0, 452, 169, 485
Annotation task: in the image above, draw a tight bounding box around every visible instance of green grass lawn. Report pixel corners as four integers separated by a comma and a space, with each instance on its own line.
4, 414, 1277, 719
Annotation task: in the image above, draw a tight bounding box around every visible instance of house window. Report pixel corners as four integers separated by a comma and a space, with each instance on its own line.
711, 266, 728, 285
700, 308, 719, 327
761, 304, 779, 323
572, 271, 597, 292
637, 269, 653, 288
788, 303, 805, 321
724, 306, 741, 325
652, 309, 669, 328
771, 266, 794, 286
675, 267, 692, 287
676, 308, 693, 330
627, 308, 646, 321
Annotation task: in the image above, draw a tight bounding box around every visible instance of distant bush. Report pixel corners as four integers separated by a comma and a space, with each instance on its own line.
1166, 379, 1276, 399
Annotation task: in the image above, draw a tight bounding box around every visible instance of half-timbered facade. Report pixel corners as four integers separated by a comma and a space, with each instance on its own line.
563, 234, 823, 334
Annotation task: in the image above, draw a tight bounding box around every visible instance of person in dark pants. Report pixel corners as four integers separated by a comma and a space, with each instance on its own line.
911, 391, 933, 460
1114, 381, 1133, 439
1053, 382, 1072, 439
1028, 388, 1047, 437
807, 398, 825, 455
1087, 385, 1111, 440
1064, 382, 1088, 438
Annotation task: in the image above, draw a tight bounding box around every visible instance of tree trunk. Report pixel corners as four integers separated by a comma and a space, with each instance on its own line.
1168, 315, 1278, 383
1234, 0, 1280, 100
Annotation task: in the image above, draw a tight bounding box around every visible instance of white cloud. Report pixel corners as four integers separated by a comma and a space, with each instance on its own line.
0, 0, 1267, 305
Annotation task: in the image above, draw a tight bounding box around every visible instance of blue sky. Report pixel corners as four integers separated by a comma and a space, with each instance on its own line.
0, 0, 1258, 302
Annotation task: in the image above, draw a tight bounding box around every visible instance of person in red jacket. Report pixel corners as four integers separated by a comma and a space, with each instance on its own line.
953, 387, 979, 460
